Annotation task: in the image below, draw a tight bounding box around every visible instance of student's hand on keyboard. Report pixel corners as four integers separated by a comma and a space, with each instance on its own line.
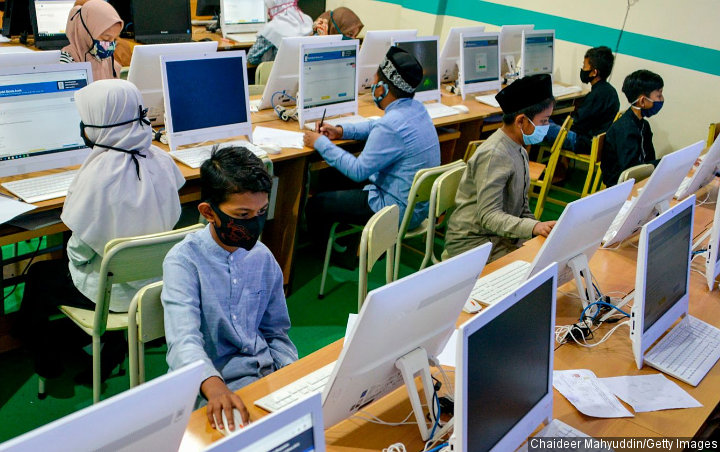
202, 376, 250, 432
318, 124, 343, 140
533, 220, 556, 237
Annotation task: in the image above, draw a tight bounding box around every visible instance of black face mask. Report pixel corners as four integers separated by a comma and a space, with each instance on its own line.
210, 202, 267, 251
80, 106, 151, 180
579, 68, 594, 84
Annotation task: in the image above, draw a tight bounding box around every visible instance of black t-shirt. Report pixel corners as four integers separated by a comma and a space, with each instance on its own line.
602, 108, 658, 186
571, 80, 620, 152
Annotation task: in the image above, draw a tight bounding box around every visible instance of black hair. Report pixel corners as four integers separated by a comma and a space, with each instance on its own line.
621, 69, 664, 103
200, 145, 272, 205
376, 68, 414, 99
502, 97, 556, 125
584, 46, 614, 80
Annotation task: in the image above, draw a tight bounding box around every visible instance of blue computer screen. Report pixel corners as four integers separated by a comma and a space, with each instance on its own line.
165, 56, 248, 133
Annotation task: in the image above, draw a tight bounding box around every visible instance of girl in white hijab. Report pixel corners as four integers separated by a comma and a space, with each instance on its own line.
19, 79, 184, 381
247, 0, 312, 65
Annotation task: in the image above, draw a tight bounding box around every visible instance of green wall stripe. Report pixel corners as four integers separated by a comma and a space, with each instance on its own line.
379, 0, 720, 77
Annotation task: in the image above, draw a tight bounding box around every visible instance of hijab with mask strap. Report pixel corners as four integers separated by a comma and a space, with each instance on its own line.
61, 80, 185, 256
317, 7, 363, 37
63, 0, 123, 80
259, 0, 312, 48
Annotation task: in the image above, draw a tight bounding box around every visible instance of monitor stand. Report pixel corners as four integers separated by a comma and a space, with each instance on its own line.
395, 347, 439, 441
566, 254, 602, 316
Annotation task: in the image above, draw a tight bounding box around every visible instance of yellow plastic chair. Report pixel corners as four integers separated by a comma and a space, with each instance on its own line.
708, 122, 720, 148
463, 140, 485, 162
617, 163, 654, 184
127, 281, 165, 388
425, 164, 466, 266
529, 116, 573, 218
50, 224, 204, 403
255, 61, 274, 86
357, 205, 399, 311
249, 84, 265, 96
393, 160, 466, 279
547, 131, 607, 206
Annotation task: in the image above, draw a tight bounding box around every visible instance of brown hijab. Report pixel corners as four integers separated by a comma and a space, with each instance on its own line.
316, 7, 363, 38
62, 0, 123, 81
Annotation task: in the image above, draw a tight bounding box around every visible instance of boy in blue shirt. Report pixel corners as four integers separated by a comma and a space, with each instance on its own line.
162, 146, 297, 431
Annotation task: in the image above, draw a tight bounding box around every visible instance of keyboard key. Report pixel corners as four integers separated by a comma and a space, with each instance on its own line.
254, 362, 336, 412
2, 170, 79, 204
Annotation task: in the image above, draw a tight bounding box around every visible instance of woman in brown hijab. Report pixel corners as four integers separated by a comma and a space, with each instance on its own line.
60, 0, 123, 80
313, 7, 364, 39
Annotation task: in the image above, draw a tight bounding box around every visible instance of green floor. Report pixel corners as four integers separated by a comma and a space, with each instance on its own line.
0, 168, 588, 443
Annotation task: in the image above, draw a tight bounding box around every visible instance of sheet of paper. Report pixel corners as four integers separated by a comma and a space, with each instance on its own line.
436, 330, 458, 367
253, 126, 304, 149
249, 99, 261, 112
345, 313, 358, 339
0, 197, 36, 225
517, 419, 612, 452
0, 36, 11, 44
600, 374, 702, 413
553, 369, 633, 418
0, 45, 33, 53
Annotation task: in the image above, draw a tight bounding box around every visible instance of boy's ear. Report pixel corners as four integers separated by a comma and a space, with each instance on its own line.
198, 202, 216, 225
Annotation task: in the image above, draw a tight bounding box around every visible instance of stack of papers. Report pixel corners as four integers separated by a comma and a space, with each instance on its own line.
0, 197, 36, 225
253, 126, 304, 149
553, 369, 633, 418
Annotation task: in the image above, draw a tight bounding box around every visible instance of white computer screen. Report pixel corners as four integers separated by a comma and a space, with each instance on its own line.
462, 35, 499, 84
0, 68, 88, 163
236, 413, 316, 452
523, 32, 553, 76
34, 0, 74, 36
301, 44, 357, 109
224, 0, 265, 25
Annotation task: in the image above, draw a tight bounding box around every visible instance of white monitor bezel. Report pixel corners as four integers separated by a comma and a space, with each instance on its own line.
0, 62, 93, 178
297, 39, 360, 129
520, 29, 555, 79
392, 36, 441, 104
706, 198, 720, 291
356, 29, 418, 92
205, 393, 326, 452
631, 195, 695, 369
455, 263, 557, 452
499, 24, 534, 75
458, 31, 502, 100
439, 25, 486, 83
160, 50, 253, 152
0, 50, 61, 66
219, 0, 267, 36
675, 134, 720, 200
603, 140, 704, 247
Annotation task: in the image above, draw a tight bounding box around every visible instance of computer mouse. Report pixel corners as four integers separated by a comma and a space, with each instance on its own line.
451, 104, 470, 114
215, 408, 244, 436
259, 144, 282, 154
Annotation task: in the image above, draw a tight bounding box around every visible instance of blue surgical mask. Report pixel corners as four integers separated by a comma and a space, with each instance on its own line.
632, 96, 664, 118
89, 40, 116, 60
371, 80, 389, 108
522, 118, 549, 145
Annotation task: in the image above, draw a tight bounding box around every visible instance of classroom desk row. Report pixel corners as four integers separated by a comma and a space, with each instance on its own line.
179, 180, 720, 451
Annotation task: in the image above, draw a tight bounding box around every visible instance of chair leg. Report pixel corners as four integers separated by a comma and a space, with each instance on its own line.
92, 335, 101, 404
419, 223, 436, 271
128, 325, 138, 388
318, 223, 339, 299
38, 376, 47, 399
138, 342, 146, 385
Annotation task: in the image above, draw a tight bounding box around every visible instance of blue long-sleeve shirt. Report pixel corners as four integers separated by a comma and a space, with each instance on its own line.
314, 97, 441, 228
161, 225, 298, 392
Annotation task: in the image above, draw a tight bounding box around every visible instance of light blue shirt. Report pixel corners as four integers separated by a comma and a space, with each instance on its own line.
314, 97, 441, 229
162, 226, 297, 391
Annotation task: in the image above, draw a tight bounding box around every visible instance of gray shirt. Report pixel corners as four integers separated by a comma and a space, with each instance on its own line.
444, 128, 538, 261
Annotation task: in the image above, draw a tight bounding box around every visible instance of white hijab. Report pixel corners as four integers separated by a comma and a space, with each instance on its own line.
61, 79, 185, 255
259, 0, 312, 48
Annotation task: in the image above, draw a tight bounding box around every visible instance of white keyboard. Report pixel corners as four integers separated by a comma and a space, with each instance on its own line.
424, 102, 459, 119
552, 84, 583, 98
169, 140, 267, 169
474, 94, 500, 108
602, 198, 634, 244
463, 260, 531, 313
254, 361, 336, 412
2, 170, 78, 203
226, 32, 258, 43
674, 176, 692, 199
645, 316, 720, 387
304, 115, 369, 131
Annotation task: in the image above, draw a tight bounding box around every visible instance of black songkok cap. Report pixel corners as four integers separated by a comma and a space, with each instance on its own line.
495, 73, 553, 114
379, 46, 424, 94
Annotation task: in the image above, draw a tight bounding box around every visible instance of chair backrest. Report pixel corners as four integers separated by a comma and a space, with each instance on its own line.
541, 116, 573, 179
463, 140, 485, 162
94, 223, 204, 335
614, 111, 623, 122
255, 61, 274, 86
433, 164, 466, 218
249, 84, 265, 96
134, 281, 165, 344
709, 122, 720, 148
591, 132, 606, 163
618, 163, 654, 184
358, 205, 399, 308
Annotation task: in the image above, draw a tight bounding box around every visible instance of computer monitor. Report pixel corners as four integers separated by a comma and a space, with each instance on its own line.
394, 36, 440, 103
196, 0, 220, 16
453, 263, 557, 452
127, 41, 218, 125
630, 195, 694, 369
160, 50, 252, 152
258, 34, 342, 111
0, 62, 93, 178
356, 29, 417, 92
205, 394, 325, 452
2, 0, 32, 38
220, 0, 266, 37
298, 40, 359, 129
499, 24, 533, 76
29, 0, 73, 50
131, 0, 192, 44
603, 141, 703, 247
438, 25, 485, 83
321, 243, 492, 439
520, 29, 554, 78
0, 49, 60, 66
675, 133, 720, 200
458, 32, 501, 100
107, 0, 133, 38
0, 361, 204, 452
704, 199, 720, 291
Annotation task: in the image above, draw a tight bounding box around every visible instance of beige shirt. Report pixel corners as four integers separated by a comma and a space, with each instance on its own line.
444, 128, 539, 262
